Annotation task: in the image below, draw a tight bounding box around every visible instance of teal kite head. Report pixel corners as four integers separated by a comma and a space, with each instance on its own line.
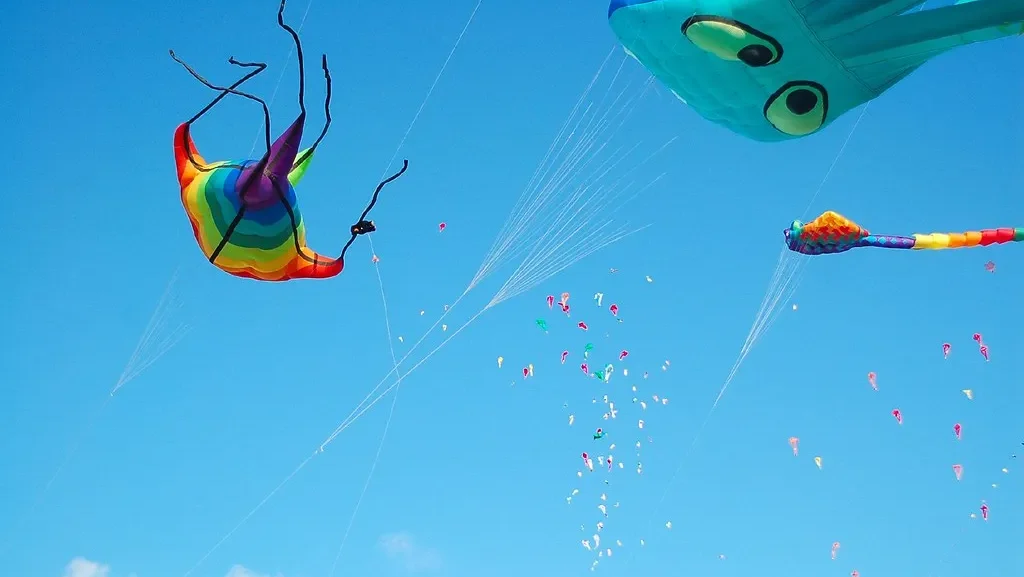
783, 219, 804, 251
608, 0, 1024, 142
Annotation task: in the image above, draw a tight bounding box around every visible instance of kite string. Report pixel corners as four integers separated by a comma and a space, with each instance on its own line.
1, 269, 188, 561
472, 48, 621, 287
502, 89, 662, 294
701, 91, 871, 418
333, 225, 645, 443
319, 307, 489, 443
624, 86, 871, 567
491, 138, 662, 304
176, 300, 481, 577
481, 65, 648, 285
317, 1, 487, 418
247, 0, 316, 157
376, 0, 483, 182
316, 286, 470, 452
0, 397, 112, 561
489, 54, 641, 286
326, 391, 398, 577
182, 453, 317, 577
799, 103, 870, 219
113, 269, 185, 393
326, 240, 402, 577
476, 45, 617, 282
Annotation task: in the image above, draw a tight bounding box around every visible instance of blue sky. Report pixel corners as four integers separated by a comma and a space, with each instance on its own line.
1, 1, 1021, 577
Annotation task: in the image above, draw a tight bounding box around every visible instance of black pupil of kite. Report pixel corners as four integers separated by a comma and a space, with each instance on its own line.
786, 89, 818, 115
738, 44, 772, 67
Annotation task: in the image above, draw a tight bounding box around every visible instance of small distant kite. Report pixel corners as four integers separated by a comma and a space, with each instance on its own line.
974, 333, 991, 360
171, 0, 408, 281
784, 212, 1023, 256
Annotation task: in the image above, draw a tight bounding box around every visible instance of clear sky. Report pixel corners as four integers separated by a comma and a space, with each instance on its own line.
1, 1, 1021, 577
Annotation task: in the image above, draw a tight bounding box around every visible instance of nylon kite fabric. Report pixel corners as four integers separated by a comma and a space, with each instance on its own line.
608, 0, 1024, 141
174, 120, 346, 281
785, 211, 1024, 255
170, 0, 408, 282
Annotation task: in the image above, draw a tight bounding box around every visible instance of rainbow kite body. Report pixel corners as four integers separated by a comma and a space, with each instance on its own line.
174, 122, 345, 281
171, 0, 407, 282
785, 211, 1024, 255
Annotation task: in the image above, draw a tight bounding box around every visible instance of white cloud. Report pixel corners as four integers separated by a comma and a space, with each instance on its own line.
63, 558, 110, 577
224, 566, 282, 577
61, 559, 280, 577
378, 532, 442, 573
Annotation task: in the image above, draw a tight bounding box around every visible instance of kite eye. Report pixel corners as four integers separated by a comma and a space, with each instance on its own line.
682, 16, 782, 67
764, 81, 828, 136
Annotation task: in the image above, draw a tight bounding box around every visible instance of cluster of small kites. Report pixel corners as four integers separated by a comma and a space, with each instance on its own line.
804, 331, 1012, 575
498, 287, 680, 571
488, 280, 1017, 574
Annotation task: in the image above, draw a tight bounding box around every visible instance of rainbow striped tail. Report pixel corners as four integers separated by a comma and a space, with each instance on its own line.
910, 227, 1024, 250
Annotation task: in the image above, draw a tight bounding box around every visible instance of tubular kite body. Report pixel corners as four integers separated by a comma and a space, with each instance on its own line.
785, 211, 1024, 255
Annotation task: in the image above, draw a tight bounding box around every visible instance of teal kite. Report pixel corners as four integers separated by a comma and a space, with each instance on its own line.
608, 0, 1024, 141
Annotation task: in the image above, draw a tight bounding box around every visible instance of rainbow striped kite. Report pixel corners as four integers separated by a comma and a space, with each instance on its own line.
170, 0, 407, 282
785, 211, 1023, 256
